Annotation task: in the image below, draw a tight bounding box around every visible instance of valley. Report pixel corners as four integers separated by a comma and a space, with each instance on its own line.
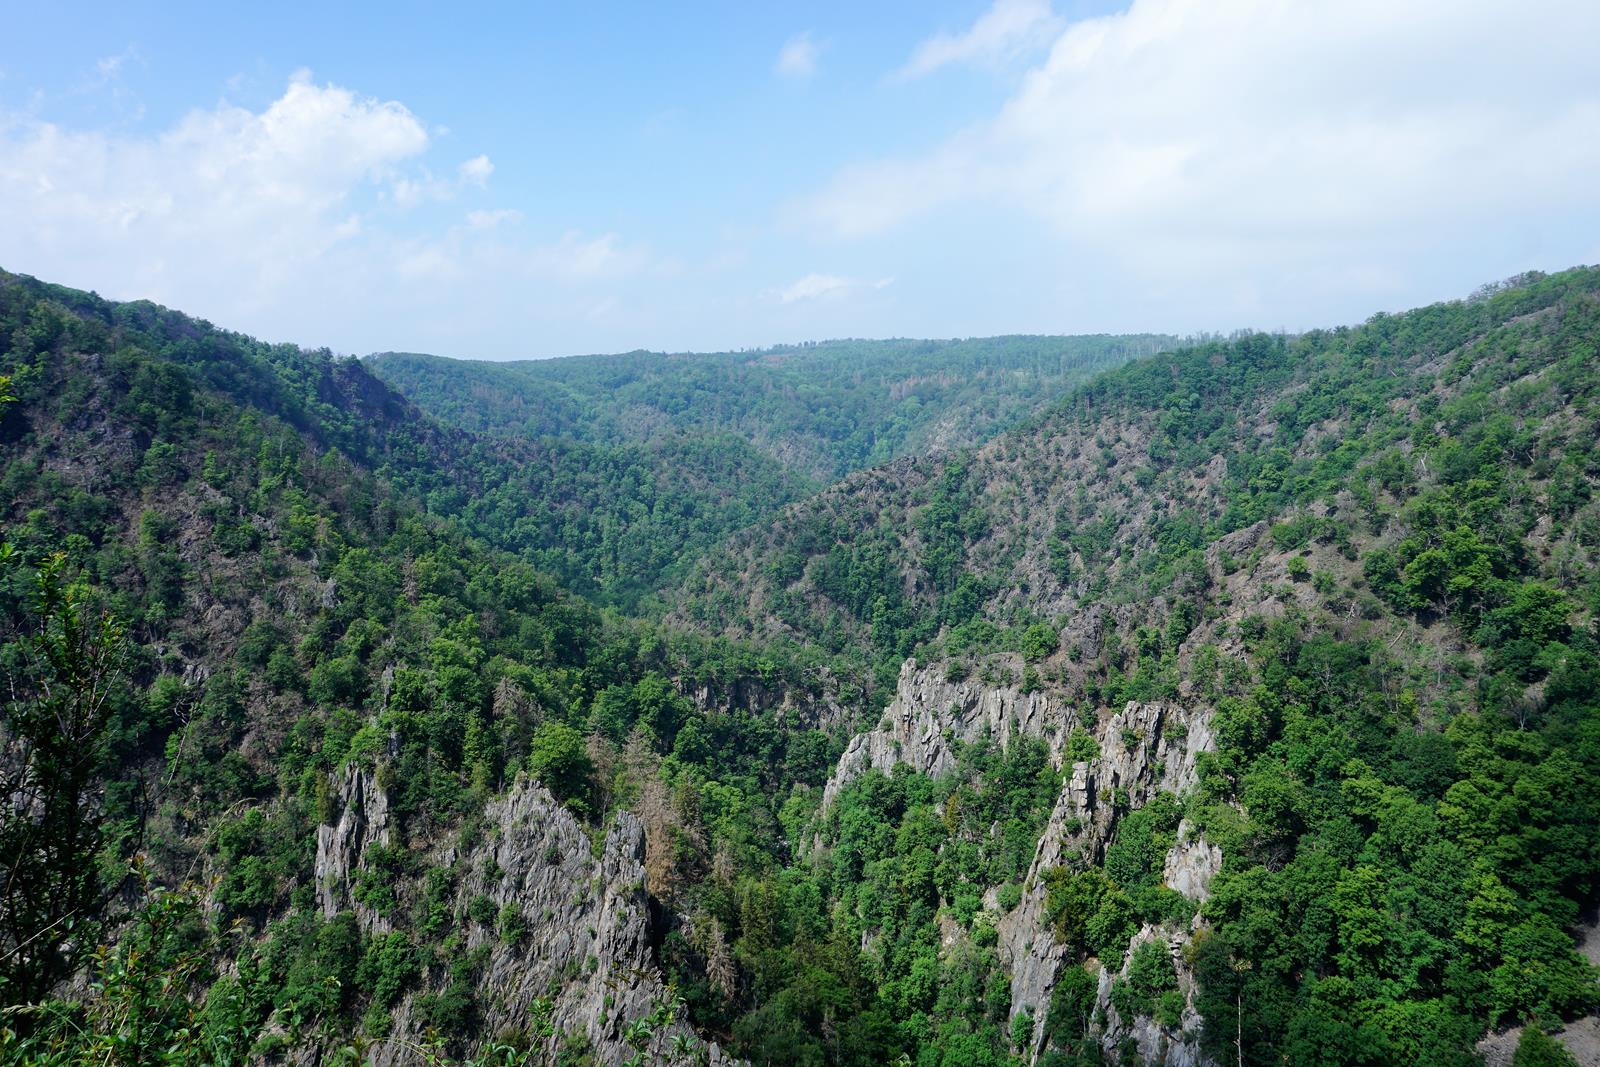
2, 265, 1598, 1067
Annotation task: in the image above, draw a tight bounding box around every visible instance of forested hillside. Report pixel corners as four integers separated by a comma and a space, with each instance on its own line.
674, 267, 1600, 1064
367, 335, 1173, 484
0, 269, 843, 1065
2, 265, 1598, 1067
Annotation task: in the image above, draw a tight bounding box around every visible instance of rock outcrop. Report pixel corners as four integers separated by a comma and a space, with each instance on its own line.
822, 657, 1077, 807
315, 764, 393, 933
997, 699, 1217, 1065
1091, 822, 1219, 1067
1092, 925, 1209, 1067
1161, 821, 1222, 904
814, 656, 1224, 1067
314, 765, 736, 1066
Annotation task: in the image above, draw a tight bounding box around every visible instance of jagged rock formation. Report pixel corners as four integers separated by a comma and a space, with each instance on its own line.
1092, 924, 1209, 1067
815, 655, 1223, 1067
1160, 821, 1222, 904
1000, 698, 1217, 1063
313, 765, 736, 1066
315, 765, 393, 934
1088, 825, 1219, 1067
822, 657, 1077, 807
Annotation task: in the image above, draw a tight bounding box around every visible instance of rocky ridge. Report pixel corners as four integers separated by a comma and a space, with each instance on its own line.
821, 656, 1078, 806
1002, 699, 1218, 1064
816, 655, 1223, 1066
312, 765, 735, 1066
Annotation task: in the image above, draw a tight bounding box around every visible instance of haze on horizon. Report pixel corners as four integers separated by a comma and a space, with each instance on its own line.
3, 0, 1599, 360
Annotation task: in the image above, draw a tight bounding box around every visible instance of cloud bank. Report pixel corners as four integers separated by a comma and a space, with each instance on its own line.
814, 0, 1600, 318
0, 72, 648, 353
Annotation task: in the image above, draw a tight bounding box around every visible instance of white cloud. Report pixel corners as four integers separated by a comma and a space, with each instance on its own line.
895, 0, 1063, 80
465, 207, 523, 230
776, 272, 893, 303
0, 72, 655, 354
775, 32, 820, 80
809, 0, 1600, 309
392, 154, 497, 206
0, 72, 429, 310
458, 153, 493, 186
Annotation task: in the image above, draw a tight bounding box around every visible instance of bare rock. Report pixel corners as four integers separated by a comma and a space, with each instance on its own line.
1161, 821, 1222, 905
318, 767, 736, 1065
1092, 924, 1209, 1067
314, 764, 393, 933
1002, 699, 1217, 1063
822, 657, 1076, 808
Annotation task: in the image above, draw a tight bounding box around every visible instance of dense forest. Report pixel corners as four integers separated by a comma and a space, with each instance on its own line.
1, 265, 1597, 1067
366, 335, 1173, 483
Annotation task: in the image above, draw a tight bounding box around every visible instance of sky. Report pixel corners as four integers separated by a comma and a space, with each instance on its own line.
2, 0, 1599, 360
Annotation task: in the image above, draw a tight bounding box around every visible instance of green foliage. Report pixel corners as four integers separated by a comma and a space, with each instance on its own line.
1513, 1026, 1581, 1067
1063, 731, 1101, 765
1019, 622, 1059, 663
0, 547, 127, 1004
1190, 611, 1600, 1065
527, 720, 595, 812
371, 335, 1171, 482
7, 264, 1600, 1067
1110, 939, 1181, 1030
1042, 867, 1137, 965
0, 875, 275, 1064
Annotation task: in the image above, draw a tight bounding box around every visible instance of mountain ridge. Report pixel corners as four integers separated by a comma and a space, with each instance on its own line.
3, 264, 1598, 1066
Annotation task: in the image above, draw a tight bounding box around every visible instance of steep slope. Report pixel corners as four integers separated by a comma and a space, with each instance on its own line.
7, 264, 1599, 1067
679, 268, 1600, 671
0, 268, 839, 1064
674, 267, 1600, 1065
368, 334, 1176, 484
0, 272, 809, 616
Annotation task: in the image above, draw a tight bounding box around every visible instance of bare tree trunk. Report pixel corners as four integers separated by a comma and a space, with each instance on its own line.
1236, 989, 1243, 1067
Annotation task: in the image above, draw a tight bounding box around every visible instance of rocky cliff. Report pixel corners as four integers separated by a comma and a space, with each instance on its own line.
816, 653, 1224, 1067
821, 656, 1078, 806
1001, 699, 1218, 1064
313, 765, 736, 1066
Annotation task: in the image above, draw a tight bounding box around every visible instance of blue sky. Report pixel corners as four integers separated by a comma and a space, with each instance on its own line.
3, 1, 1598, 358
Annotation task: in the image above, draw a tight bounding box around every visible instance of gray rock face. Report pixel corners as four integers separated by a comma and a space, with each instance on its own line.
822, 657, 1076, 807
1092, 925, 1209, 1067
315, 766, 736, 1066
1161, 821, 1222, 905
813, 660, 1224, 1067
314, 764, 393, 933
997, 699, 1217, 1065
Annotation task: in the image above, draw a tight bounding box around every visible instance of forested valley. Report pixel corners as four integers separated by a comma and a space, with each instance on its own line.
2, 265, 1598, 1067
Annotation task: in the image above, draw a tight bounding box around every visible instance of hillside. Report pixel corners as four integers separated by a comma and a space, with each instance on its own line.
0, 268, 834, 1065
367, 334, 1175, 484
672, 266, 1600, 1063
679, 269, 1600, 669
2, 266, 1598, 1067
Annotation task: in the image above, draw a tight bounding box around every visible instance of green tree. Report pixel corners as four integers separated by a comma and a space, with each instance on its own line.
527, 720, 595, 812
1512, 1026, 1580, 1067
0, 548, 127, 1007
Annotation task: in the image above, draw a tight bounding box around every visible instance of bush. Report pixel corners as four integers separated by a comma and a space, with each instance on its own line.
527, 721, 594, 812
1019, 623, 1059, 663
